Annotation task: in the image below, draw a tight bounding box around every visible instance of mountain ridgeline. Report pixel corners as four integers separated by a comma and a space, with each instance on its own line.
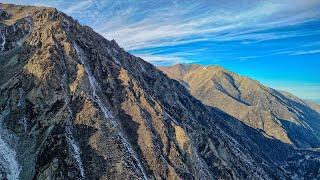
160, 64, 320, 149
0, 4, 320, 180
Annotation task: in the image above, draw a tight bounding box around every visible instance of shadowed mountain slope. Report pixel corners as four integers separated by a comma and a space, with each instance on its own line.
1, 4, 320, 179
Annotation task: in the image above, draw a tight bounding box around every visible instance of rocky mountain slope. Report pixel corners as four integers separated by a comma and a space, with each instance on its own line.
160, 64, 320, 149
306, 100, 320, 113
1, 4, 320, 179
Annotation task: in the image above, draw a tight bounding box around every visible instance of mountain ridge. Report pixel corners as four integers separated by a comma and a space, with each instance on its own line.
160, 63, 320, 149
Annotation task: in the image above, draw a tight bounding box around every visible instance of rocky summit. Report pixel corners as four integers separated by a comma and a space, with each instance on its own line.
0, 3, 319, 180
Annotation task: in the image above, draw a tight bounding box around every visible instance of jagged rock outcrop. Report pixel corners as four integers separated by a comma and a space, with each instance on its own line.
1, 4, 320, 180
160, 64, 320, 149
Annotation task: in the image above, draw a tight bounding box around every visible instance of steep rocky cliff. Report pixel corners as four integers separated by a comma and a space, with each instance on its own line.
1, 4, 320, 180
160, 64, 320, 149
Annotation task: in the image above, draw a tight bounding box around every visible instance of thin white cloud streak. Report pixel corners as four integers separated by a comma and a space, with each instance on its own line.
212, 29, 320, 43
269, 48, 320, 56
291, 49, 320, 56
236, 55, 262, 61
64, 0, 95, 14
134, 48, 204, 65
134, 53, 195, 66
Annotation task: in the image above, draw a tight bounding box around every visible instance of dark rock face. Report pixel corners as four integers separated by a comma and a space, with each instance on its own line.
0, 9, 10, 21
0, 10, 31, 53
0, 4, 319, 180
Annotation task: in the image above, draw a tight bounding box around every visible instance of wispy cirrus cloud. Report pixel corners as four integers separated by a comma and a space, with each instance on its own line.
63, 0, 95, 14
134, 53, 194, 66
268, 48, 320, 56
94, 0, 320, 50
291, 49, 320, 56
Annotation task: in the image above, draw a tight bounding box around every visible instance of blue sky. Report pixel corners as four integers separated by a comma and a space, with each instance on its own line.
3, 0, 320, 102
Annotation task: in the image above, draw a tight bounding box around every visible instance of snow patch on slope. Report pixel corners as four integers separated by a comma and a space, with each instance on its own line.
60, 58, 85, 179
0, 113, 21, 180
74, 43, 148, 179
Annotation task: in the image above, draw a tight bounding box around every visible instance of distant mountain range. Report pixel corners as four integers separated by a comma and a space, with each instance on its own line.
0, 3, 320, 179
160, 64, 320, 149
